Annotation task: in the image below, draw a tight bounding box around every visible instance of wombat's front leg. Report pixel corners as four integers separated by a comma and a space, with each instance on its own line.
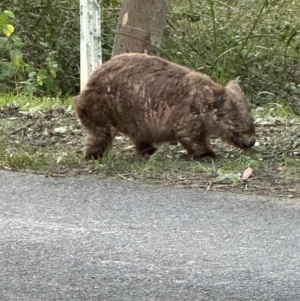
179, 134, 216, 159
84, 126, 114, 160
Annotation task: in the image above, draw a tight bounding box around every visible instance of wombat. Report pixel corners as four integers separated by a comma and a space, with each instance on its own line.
74, 53, 256, 159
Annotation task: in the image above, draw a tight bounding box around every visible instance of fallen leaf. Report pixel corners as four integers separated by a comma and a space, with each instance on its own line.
124, 145, 135, 150
57, 153, 66, 164
278, 165, 287, 173
54, 126, 69, 134
241, 167, 253, 180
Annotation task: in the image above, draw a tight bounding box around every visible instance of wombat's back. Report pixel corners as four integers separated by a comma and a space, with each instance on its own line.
85, 53, 216, 108
77, 54, 217, 138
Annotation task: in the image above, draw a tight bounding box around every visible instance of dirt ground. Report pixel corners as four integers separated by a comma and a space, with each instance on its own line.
1, 104, 300, 199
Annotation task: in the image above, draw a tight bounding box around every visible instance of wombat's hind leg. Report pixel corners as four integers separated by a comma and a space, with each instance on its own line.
84, 127, 113, 160
134, 141, 157, 157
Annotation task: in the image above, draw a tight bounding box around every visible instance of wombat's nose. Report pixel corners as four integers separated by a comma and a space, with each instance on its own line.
245, 137, 256, 148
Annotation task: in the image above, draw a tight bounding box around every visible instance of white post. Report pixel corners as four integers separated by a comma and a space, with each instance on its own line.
80, 0, 102, 91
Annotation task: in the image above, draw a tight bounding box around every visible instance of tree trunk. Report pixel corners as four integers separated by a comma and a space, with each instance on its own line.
112, 0, 170, 57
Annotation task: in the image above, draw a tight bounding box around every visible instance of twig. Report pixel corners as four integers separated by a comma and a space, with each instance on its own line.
7, 121, 36, 136
117, 172, 135, 180
205, 181, 212, 192
28, 138, 58, 147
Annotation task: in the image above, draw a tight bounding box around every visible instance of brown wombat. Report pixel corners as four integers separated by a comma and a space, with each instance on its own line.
74, 53, 256, 159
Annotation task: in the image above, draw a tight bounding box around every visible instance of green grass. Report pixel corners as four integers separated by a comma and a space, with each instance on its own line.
1, 93, 300, 198
0, 93, 72, 109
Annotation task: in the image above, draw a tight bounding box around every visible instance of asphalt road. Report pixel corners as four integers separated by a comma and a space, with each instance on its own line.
0, 171, 299, 301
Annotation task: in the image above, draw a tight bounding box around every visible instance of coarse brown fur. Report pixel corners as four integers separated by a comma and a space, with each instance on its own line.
74, 53, 256, 160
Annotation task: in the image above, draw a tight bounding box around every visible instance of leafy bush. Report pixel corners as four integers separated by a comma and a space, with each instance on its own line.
0, 0, 81, 96
1, 0, 300, 114
164, 0, 300, 112
0, 0, 120, 96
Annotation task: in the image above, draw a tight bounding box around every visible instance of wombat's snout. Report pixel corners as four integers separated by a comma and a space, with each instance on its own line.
232, 135, 256, 149
243, 137, 256, 149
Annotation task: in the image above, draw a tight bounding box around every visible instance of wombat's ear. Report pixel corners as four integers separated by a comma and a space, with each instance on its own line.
225, 80, 243, 94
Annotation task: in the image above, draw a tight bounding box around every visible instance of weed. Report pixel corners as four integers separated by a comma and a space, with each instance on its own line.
5, 152, 35, 169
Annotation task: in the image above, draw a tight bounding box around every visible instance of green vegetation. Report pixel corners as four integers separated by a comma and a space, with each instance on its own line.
0, 0, 120, 96
1, 0, 300, 112
164, 0, 300, 112
0, 9, 62, 96
0, 93, 71, 108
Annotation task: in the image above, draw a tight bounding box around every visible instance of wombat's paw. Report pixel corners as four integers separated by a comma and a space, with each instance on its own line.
186, 149, 217, 160
196, 150, 217, 159
84, 146, 105, 160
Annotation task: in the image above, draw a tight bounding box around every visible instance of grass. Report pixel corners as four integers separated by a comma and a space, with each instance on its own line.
1, 94, 300, 198
0, 93, 72, 108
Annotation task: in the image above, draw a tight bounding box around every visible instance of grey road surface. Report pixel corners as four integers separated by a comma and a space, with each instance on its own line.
0, 171, 300, 301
